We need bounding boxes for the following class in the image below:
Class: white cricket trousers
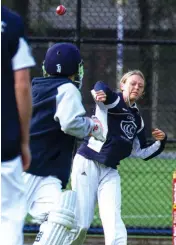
[1,156,26,245]
[71,154,127,245]
[22,173,62,223]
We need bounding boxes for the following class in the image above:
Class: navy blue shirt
[78,81,167,168]
[1,6,35,161]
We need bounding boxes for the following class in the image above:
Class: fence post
[76,0,81,49]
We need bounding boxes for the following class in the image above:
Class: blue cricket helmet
[44,43,82,76]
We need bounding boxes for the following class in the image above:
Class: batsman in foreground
[22,43,105,245]
[1,6,35,245]
[70,70,167,245]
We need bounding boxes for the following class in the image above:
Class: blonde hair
[119,70,145,91]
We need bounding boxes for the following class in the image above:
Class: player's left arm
[131,123,167,160]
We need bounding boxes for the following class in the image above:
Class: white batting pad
[33,191,77,245]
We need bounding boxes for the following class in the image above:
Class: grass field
[91,157,175,228]
[25,157,175,229]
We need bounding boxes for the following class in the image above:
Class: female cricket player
[70,70,167,245]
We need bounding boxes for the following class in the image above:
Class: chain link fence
[5,0,176,235]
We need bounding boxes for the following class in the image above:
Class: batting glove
[90,116,105,142]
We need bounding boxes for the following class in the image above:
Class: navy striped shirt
[78,81,167,168]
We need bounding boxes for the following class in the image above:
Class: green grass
[92,158,176,228]
[25,157,176,229]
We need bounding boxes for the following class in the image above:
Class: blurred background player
[22,43,105,245]
[1,6,35,245]
[70,70,167,245]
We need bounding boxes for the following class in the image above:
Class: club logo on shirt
[120,120,137,139]
[127,115,135,121]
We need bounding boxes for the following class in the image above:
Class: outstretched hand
[152,128,166,141]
